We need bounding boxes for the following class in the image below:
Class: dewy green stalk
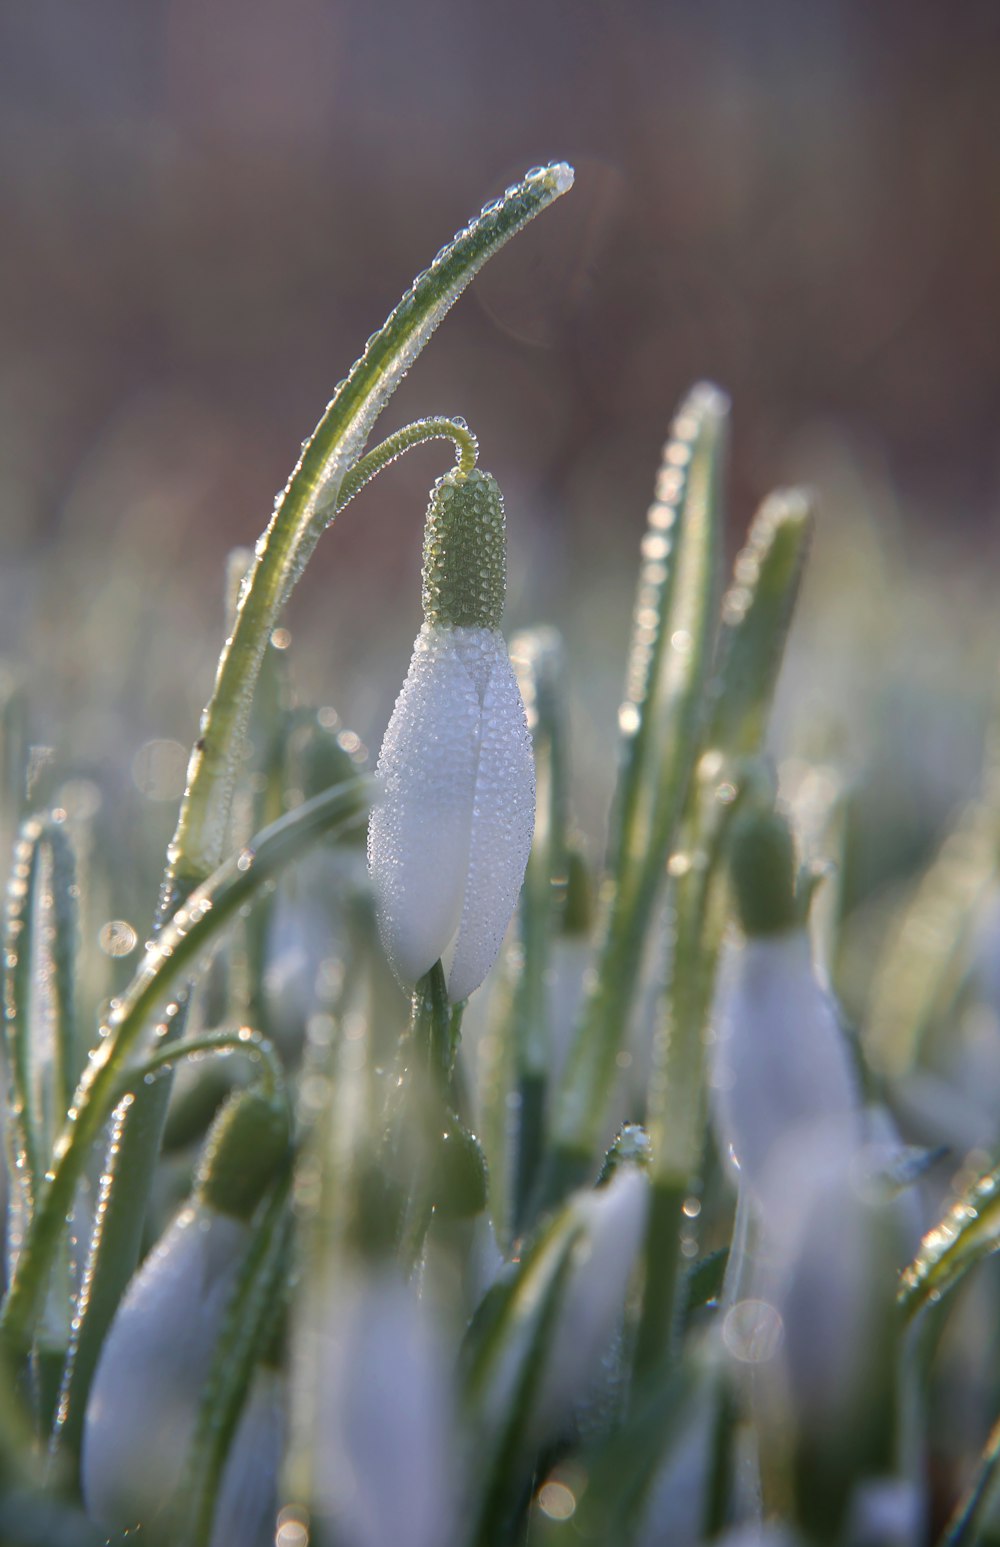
[544,385,727,1198]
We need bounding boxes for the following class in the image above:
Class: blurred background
[3,0,1000,926]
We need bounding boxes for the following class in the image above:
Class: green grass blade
[866,802,997,1079]
[509,628,572,1229]
[899,1160,1000,1321]
[547,385,728,1186]
[2,818,82,1206]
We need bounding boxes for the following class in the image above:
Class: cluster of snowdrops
[1,163,1000,1547]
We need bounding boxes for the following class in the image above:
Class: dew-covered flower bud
[368,468,535,1002]
[82,1090,290,1533]
[711,807,860,1214]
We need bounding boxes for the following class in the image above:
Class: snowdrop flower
[312,1269,458,1547]
[211,1364,285,1547]
[536,1165,649,1438]
[723,1124,910,1544]
[82,1090,289,1534]
[845,1477,924,1547]
[368,468,535,1002]
[711,807,861,1218]
[82,1201,252,1530]
[481,1166,650,1448]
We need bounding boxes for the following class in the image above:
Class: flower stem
[110,1028,285,1106]
[333,416,479,513]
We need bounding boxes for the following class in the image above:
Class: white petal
[711,930,859,1212]
[526,1168,648,1443]
[368,624,482,986]
[846,1477,923,1547]
[314,1272,457,1547]
[211,1367,284,1547]
[82,1204,249,1531]
[444,634,535,1002]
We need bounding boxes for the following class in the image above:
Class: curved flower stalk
[81,1090,289,1533]
[369,467,535,1002]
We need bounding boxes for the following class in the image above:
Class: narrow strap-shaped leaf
[508,628,571,1230]
[939,1408,1000,1547]
[866,801,997,1079]
[611,384,729,887]
[899,1161,1000,1321]
[2,817,81,1205]
[547,385,728,1187]
[463,1214,582,1547]
[704,487,813,758]
[0,779,368,1357]
[649,486,814,1184]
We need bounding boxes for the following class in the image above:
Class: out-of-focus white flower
[712,928,860,1214]
[211,1366,285,1547]
[634,1380,715,1547]
[480,1167,650,1449]
[368,468,535,1003]
[82,1090,289,1535]
[313,1270,458,1547]
[712,807,860,1219]
[721,1124,909,1541]
[755,1124,888,1431]
[845,1476,924,1547]
[82,1201,251,1532]
[536,1166,649,1438]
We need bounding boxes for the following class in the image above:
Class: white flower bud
[537,1167,649,1437]
[312,1271,458,1547]
[711,928,860,1216]
[368,469,535,1002]
[481,1168,650,1448]
[82,1202,251,1532]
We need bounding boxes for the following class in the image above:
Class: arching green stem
[333,416,478,514]
[110,1029,285,1108]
